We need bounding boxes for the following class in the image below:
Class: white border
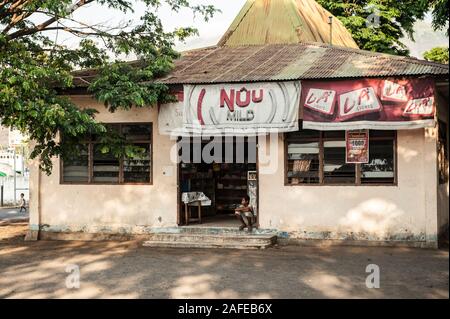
[303,120,435,131]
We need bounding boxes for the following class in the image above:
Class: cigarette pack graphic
[381,80,408,102]
[403,97,435,116]
[338,87,382,120]
[302,78,436,130]
[304,88,336,115]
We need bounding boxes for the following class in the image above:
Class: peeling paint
[281,229,428,242]
[35,223,433,246]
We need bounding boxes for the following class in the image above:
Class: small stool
[184,200,202,225]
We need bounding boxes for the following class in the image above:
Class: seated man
[235,195,254,232]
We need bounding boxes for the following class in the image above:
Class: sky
[54,0,245,53]
[53,0,448,60]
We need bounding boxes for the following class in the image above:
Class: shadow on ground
[0,222,27,242]
[0,224,448,299]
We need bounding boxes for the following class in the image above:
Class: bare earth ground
[0,222,28,242]
[0,223,448,299]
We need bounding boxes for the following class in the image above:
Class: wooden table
[184,200,202,225]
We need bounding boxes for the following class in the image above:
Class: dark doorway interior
[178,137,257,226]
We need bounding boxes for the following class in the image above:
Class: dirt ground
[0,223,448,299]
[0,222,28,242]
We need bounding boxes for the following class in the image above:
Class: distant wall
[0,175,29,205]
[0,126,9,147]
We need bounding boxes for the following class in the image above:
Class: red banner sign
[302,78,436,130]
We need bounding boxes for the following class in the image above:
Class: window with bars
[285,128,396,186]
[62,123,152,184]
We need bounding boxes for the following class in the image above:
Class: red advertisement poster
[346,130,369,164]
[301,78,436,130]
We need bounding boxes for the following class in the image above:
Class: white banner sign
[182,81,301,135]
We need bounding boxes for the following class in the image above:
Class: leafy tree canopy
[317,0,431,56]
[431,0,449,36]
[423,46,449,64]
[0,0,216,173]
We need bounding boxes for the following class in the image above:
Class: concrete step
[150,233,275,245]
[173,226,276,236]
[143,233,277,249]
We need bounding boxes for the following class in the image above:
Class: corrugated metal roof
[218,0,359,49]
[158,43,449,85]
[71,43,449,88]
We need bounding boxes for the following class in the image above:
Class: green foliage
[89,48,179,111]
[423,47,449,64]
[0,0,217,173]
[430,0,449,36]
[317,0,430,56]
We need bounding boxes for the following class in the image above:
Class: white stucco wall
[30,97,178,234]
[28,97,440,246]
[258,129,439,246]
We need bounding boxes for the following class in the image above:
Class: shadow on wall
[339,198,405,239]
[397,145,419,164]
[42,177,176,229]
[268,194,411,241]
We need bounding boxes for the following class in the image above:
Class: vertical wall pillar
[24,148,40,241]
[424,127,439,248]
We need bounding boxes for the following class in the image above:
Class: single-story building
[26,0,449,248]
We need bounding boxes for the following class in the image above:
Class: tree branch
[0,0,32,25]
[5,0,95,40]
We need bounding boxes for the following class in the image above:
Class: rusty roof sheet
[158,43,449,85]
[71,43,449,87]
[218,0,359,49]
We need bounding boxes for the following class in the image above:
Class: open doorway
[177,137,258,227]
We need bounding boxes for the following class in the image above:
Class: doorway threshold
[183,214,241,228]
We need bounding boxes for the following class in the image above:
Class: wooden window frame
[60,122,153,185]
[284,130,398,187]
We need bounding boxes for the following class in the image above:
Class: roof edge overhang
[68,43,449,89]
